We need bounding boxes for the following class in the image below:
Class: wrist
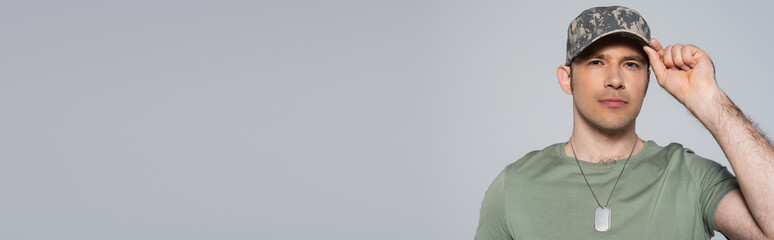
[683,83,723,111]
[685,86,731,131]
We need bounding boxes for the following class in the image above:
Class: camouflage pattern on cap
[566,6,651,65]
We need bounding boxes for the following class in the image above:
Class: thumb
[643,45,666,81]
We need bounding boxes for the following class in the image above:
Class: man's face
[569,36,650,133]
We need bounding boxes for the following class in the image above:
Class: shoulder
[653,142,734,185]
[501,143,564,176]
[657,142,724,168]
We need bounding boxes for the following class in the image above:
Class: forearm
[688,88,774,237]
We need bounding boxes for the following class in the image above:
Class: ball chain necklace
[569,134,638,232]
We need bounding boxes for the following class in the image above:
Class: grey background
[1,1,771,240]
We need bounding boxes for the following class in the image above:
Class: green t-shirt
[475,140,739,240]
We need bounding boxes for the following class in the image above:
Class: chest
[503,162,708,239]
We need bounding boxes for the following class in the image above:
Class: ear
[557,65,572,95]
[644,69,651,95]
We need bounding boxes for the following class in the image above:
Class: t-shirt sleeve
[474,169,512,240]
[686,152,740,233]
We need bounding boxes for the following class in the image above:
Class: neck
[565,120,643,163]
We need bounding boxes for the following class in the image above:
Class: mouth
[599,98,628,107]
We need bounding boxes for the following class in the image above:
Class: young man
[475,6,774,240]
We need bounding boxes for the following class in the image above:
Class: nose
[605,67,625,89]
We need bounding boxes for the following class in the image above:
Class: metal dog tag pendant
[595,207,611,232]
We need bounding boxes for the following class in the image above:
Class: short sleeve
[474,169,512,240]
[686,152,740,233]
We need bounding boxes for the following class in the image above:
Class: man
[474,6,774,240]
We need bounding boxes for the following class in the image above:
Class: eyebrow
[589,54,608,60]
[622,56,646,63]
[588,54,646,63]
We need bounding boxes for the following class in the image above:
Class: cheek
[625,72,649,93]
[637,76,650,93]
[571,74,597,91]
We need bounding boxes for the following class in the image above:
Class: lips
[599,98,627,107]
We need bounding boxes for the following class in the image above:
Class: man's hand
[643,38,721,109]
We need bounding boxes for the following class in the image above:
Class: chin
[595,121,631,132]
[574,102,641,135]
[581,114,637,135]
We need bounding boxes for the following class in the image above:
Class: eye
[624,62,639,68]
[589,60,602,65]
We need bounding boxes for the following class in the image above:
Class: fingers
[663,45,676,70]
[671,45,689,71]
[645,38,666,81]
[643,45,666,80]
[650,38,663,52]
[658,43,696,71]
[681,45,697,68]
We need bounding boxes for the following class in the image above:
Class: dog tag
[595,207,611,232]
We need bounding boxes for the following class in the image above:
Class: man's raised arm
[644,38,774,239]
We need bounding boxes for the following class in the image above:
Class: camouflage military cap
[566,6,651,65]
